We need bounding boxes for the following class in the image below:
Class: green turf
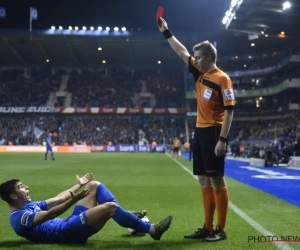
[0,153,299,250]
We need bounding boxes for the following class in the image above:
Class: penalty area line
[165,153,294,250]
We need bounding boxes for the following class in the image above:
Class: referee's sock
[202,186,216,232]
[214,187,229,232]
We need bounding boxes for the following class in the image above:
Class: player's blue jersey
[46,136,52,147]
[10,201,65,243]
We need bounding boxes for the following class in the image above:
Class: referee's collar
[206,67,219,75]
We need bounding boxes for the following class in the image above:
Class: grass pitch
[0,153,299,250]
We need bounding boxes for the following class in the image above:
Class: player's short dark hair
[0,179,20,203]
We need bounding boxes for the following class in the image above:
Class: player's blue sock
[96,184,119,205]
[51,152,55,159]
[45,151,48,159]
[112,206,151,233]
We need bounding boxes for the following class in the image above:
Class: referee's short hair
[193,41,217,63]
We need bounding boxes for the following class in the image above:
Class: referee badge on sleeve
[203,89,212,101]
[224,88,235,100]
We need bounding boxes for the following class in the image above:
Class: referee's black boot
[203,225,227,242]
[184,224,211,239]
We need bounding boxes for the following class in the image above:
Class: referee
[158,17,235,242]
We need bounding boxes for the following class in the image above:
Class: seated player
[45,133,55,161]
[0,173,172,244]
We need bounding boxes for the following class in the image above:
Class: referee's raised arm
[157,17,190,66]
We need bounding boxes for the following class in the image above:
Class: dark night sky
[0,0,229,32]
[1,1,298,56]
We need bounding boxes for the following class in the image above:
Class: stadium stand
[0,68,63,107]
[0,28,299,163]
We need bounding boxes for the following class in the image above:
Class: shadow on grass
[0,240,45,249]
[0,239,211,250]
[87,239,218,250]
[0,240,90,249]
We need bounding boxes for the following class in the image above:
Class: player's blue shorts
[46,146,52,151]
[60,205,97,243]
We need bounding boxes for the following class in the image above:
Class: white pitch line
[166,153,294,250]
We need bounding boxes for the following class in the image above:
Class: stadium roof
[0,0,299,70]
[225,0,300,37]
[0,28,298,70]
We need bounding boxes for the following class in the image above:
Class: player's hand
[76,173,94,187]
[69,190,90,202]
[214,140,227,157]
[157,17,168,32]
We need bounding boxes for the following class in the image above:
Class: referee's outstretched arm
[157,17,190,65]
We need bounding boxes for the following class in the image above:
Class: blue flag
[0,7,6,19]
[34,127,44,139]
[30,7,38,20]
[22,121,35,137]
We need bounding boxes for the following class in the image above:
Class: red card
[156,7,164,19]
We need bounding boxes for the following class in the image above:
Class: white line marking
[166,153,294,250]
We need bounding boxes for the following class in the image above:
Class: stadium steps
[141,80,147,92]
[47,92,55,107]
[59,74,70,92]
[64,93,72,107]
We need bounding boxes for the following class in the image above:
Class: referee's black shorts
[173,147,179,153]
[193,126,225,177]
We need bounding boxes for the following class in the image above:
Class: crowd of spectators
[0,68,185,108]
[1,114,299,164]
[0,69,63,107]
[66,69,138,108]
[1,49,299,164]
[229,114,300,163]
[139,117,185,145]
[1,49,298,109]
[187,86,300,116]
[0,115,186,146]
[217,48,299,72]
[187,49,300,92]
[57,116,139,145]
[232,64,300,90]
[66,69,184,108]
[0,116,58,145]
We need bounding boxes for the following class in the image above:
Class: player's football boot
[184,224,211,239]
[150,215,173,240]
[130,210,147,218]
[203,225,227,242]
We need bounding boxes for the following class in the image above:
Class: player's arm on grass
[157,17,190,65]
[33,190,90,226]
[45,173,93,209]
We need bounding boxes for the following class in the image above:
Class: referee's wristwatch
[219,136,228,144]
